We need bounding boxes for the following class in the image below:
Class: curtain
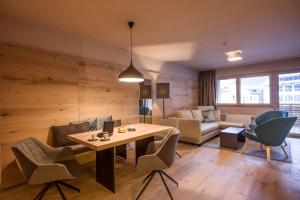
[198,70,216,106]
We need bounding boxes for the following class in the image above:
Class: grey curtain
[198,70,216,106]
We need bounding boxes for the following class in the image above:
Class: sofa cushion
[197,106,214,111]
[191,110,204,122]
[201,123,219,135]
[52,122,89,147]
[85,117,98,131]
[176,110,193,119]
[202,109,216,122]
[213,108,221,121]
[218,121,244,129]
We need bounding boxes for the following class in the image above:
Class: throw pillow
[213,108,221,121]
[97,115,113,130]
[52,122,89,147]
[202,109,216,122]
[176,110,193,119]
[85,117,98,131]
[191,110,204,122]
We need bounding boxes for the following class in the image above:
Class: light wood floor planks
[1,138,300,200]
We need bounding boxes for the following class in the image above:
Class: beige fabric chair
[11,137,80,200]
[136,130,179,200]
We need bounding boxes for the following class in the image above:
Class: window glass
[217,79,237,104]
[240,76,270,104]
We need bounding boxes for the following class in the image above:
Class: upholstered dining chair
[136,129,179,200]
[241,117,297,162]
[11,137,81,200]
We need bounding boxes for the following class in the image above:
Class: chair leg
[280,145,289,159]
[57,181,80,193]
[34,183,52,200]
[142,171,155,183]
[240,138,249,154]
[266,146,271,162]
[136,171,156,200]
[176,152,182,158]
[160,171,178,186]
[55,182,67,200]
[158,171,173,200]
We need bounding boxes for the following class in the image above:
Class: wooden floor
[1,139,300,200]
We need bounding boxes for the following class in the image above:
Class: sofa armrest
[168,118,201,144]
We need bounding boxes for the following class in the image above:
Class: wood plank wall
[0,45,198,188]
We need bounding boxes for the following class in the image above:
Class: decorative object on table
[11,137,80,200]
[241,117,297,162]
[113,119,122,127]
[118,127,127,133]
[100,132,110,141]
[118,21,144,83]
[156,82,170,119]
[140,82,152,123]
[103,121,114,133]
[97,131,113,138]
[88,134,98,141]
[127,127,136,132]
[136,130,179,200]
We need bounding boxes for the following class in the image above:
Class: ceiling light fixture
[118,21,144,83]
[225,50,243,62]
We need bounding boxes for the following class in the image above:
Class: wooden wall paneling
[0,45,198,188]
[0,45,80,188]
[78,61,139,125]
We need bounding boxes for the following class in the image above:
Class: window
[217,79,237,104]
[240,76,270,104]
[285,84,292,92]
[294,83,300,91]
[295,95,300,102]
[285,95,292,102]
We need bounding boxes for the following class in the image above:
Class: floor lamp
[156,83,170,119]
[140,84,152,123]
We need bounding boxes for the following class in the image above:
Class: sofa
[165,106,252,145]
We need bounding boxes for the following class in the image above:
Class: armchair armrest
[54,146,76,162]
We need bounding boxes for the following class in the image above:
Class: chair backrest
[155,129,179,168]
[255,117,297,146]
[255,110,288,125]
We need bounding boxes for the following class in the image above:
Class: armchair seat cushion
[218,121,245,129]
[69,144,91,154]
[201,123,219,135]
[242,131,259,142]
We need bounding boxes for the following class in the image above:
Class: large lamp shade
[156,83,170,99]
[140,84,152,99]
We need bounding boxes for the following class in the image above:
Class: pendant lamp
[118,21,144,82]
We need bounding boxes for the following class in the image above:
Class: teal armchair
[241,117,297,161]
[249,110,288,130]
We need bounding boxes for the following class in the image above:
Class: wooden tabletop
[67,123,175,151]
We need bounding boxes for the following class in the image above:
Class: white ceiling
[0,0,300,69]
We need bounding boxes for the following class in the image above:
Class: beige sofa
[164,106,252,145]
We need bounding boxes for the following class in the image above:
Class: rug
[203,136,292,163]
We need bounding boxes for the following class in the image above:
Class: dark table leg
[135,136,154,164]
[116,144,127,159]
[96,147,115,193]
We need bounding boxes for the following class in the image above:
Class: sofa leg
[266,146,271,162]
[240,138,249,154]
[280,145,289,159]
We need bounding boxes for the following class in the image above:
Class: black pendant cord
[130,24,133,65]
